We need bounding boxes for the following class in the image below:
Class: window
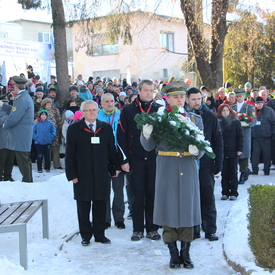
[38,32,50,43]
[0,32,8,39]
[91,34,119,56]
[163,69,168,78]
[160,31,174,52]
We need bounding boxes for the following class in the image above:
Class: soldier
[140,81,203,269]
[231,88,256,184]
[2,76,34,182]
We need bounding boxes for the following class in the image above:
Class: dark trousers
[252,138,271,173]
[221,157,238,197]
[129,157,158,233]
[198,167,217,235]
[125,172,133,212]
[106,171,125,223]
[239,158,249,173]
[14,151,33,182]
[0,148,14,180]
[35,144,51,171]
[76,200,106,241]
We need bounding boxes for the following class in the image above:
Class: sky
[0,0,274,24]
[1,162,274,274]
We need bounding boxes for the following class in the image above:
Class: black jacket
[252,105,275,138]
[65,119,120,201]
[219,117,244,158]
[117,96,160,164]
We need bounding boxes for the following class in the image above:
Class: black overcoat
[65,118,119,201]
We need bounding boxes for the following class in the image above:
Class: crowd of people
[1,71,275,269]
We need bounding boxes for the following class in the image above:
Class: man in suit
[65,100,120,246]
[231,88,255,184]
[3,76,34,182]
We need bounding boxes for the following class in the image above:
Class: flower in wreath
[235,112,254,124]
[134,105,216,158]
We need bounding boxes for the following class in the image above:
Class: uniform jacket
[65,119,120,201]
[140,112,203,228]
[3,90,34,152]
[186,104,223,168]
[0,104,12,149]
[231,102,255,158]
[117,96,161,164]
[218,117,244,158]
[33,119,56,145]
[252,105,275,139]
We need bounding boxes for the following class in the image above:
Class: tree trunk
[50,0,68,104]
[180,0,229,93]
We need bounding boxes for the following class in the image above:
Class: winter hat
[74,110,82,120]
[132,82,137,87]
[41,98,52,108]
[65,110,74,119]
[79,85,87,93]
[245,82,252,88]
[77,80,84,86]
[255,96,264,103]
[119,92,126,97]
[69,86,78,92]
[35,87,44,93]
[224,82,232,89]
[39,110,48,117]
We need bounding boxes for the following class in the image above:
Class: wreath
[134,105,215,158]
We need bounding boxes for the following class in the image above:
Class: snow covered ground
[0,161,274,274]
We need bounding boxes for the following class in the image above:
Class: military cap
[162,80,187,96]
[233,88,245,96]
[255,96,264,103]
[12,75,28,84]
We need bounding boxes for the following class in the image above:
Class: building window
[163,69,168,78]
[38,32,50,43]
[160,31,174,52]
[0,32,8,39]
[91,34,119,56]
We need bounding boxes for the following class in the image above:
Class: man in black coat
[65,100,120,246]
[117,79,161,241]
[251,97,275,175]
[185,87,223,241]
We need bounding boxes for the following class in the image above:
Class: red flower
[166,106,174,112]
[249,118,254,122]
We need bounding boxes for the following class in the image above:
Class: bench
[0,199,49,270]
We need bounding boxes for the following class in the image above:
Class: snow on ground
[0,162,274,274]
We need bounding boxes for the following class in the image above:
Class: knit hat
[65,110,74,119]
[132,82,137,87]
[245,82,252,88]
[36,87,44,93]
[69,86,78,92]
[39,110,48,117]
[74,110,82,120]
[119,92,126,97]
[255,96,264,103]
[224,82,232,89]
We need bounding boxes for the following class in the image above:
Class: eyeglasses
[82,109,98,113]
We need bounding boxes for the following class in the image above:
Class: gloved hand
[188,145,199,156]
[142,124,153,140]
[213,162,223,175]
[0,101,3,108]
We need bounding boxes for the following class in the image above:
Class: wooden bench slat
[0,201,42,226]
[0,203,23,224]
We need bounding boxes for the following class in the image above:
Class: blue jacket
[33,119,56,145]
[78,90,93,101]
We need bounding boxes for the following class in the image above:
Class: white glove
[189,145,199,156]
[0,101,3,108]
[143,124,153,140]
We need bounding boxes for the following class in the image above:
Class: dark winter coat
[65,119,120,201]
[252,105,275,139]
[218,117,244,158]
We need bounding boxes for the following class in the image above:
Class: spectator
[33,88,45,115]
[33,110,56,173]
[47,88,61,110]
[61,86,84,113]
[215,87,227,109]
[78,85,93,101]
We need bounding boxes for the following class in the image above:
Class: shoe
[131,231,144,241]
[95,236,111,244]
[193,232,201,239]
[146,231,161,241]
[180,242,194,269]
[230,196,237,201]
[205,233,219,241]
[81,239,90,246]
[46,169,50,173]
[38,170,43,173]
[239,173,245,184]
[105,222,111,229]
[243,169,251,181]
[55,167,63,169]
[221,195,229,200]
[115,221,125,229]
[264,171,270,176]
[167,242,181,269]
[251,171,258,175]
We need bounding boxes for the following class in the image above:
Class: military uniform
[3,76,34,182]
[231,88,256,182]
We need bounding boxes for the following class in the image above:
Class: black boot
[243,168,251,182]
[167,242,181,268]
[180,241,194,269]
[239,173,245,184]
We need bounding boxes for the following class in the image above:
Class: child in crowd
[62,110,77,147]
[33,110,56,173]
